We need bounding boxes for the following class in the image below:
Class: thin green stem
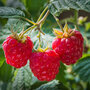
[19,7,49,39]
[19,25,36,39]
[37,10,49,25]
[24,18,37,25]
[8,16,37,25]
[37,8,49,48]
[54,15,63,32]
[38,32,41,47]
[21,17,37,25]
[37,6,48,22]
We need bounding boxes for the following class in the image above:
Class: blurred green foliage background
[0,0,90,90]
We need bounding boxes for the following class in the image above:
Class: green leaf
[35,80,69,90]
[0,61,13,82]
[12,63,32,90]
[0,7,25,18]
[48,0,90,16]
[73,54,90,82]
[56,62,67,84]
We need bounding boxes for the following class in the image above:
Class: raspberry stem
[37,10,49,25]
[38,31,41,47]
[24,18,37,25]
[21,17,37,25]
[53,15,64,32]
[19,25,36,39]
[19,7,49,39]
[36,9,49,49]
[63,21,68,33]
[37,6,48,22]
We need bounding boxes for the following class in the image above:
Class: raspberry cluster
[2,28,84,81]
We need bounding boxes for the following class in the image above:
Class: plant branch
[38,32,41,47]
[19,25,36,39]
[35,25,45,35]
[21,17,37,25]
[53,15,63,32]
[37,10,49,25]
[37,6,48,22]
[19,7,49,39]
[24,18,37,25]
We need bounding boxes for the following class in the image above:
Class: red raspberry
[29,50,60,81]
[2,36,33,68]
[52,30,84,65]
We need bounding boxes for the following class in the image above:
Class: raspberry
[29,50,60,81]
[52,30,84,65]
[2,36,33,68]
